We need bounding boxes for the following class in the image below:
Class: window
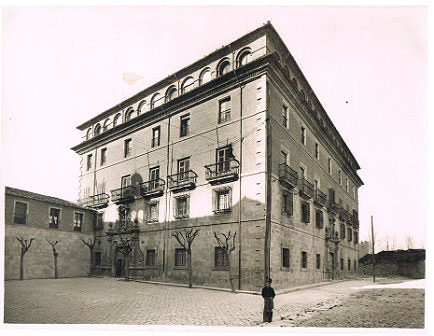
[180,115,190,137]
[181,77,195,94]
[339,170,342,185]
[280,150,288,165]
[174,195,189,219]
[315,143,319,160]
[138,100,147,114]
[214,247,229,268]
[124,138,132,158]
[113,113,121,127]
[346,178,349,192]
[121,175,131,189]
[217,59,231,77]
[146,249,156,266]
[282,248,290,268]
[86,128,92,140]
[301,126,306,145]
[348,259,351,271]
[165,86,177,102]
[177,158,190,181]
[340,223,346,239]
[100,148,107,166]
[218,97,231,123]
[175,248,186,267]
[216,145,233,173]
[73,212,83,232]
[13,201,28,224]
[315,209,323,229]
[103,119,110,132]
[299,166,306,179]
[316,254,321,269]
[125,109,135,122]
[282,192,293,216]
[282,105,289,128]
[147,202,159,222]
[149,166,160,189]
[97,182,106,194]
[94,124,101,136]
[151,93,162,109]
[237,48,252,67]
[301,251,308,269]
[96,213,104,230]
[213,187,232,213]
[301,201,310,223]
[152,126,160,147]
[328,158,332,174]
[347,227,353,242]
[94,252,102,266]
[49,207,60,229]
[199,68,212,85]
[354,231,359,244]
[87,154,92,171]
[340,258,344,270]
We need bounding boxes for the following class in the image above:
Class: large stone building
[71,22,363,291]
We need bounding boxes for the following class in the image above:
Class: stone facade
[4,187,96,280]
[72,23,363,291]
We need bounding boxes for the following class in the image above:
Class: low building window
[283,192,293,216]
[282,248,290,268]
[316,253,321,269]
[218,97,231,123]
[301,251,308,269]
[214,247,229,269]
[213,187,232,213]
[174,195,189,219]
[175,248,186,267]
[49,207,61,229]
[73,212,83,232]
[13,201,28,224]
[315,209,323,229]
[301,201,310,224]
[146,249,156,267]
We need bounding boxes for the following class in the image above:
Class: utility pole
[371,215,376,283]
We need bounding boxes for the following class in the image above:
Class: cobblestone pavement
[4,277,263,326]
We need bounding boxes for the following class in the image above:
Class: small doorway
[115,258,124,277]
[328,252,335,280]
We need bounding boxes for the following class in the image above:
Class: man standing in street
[261,278,276,323]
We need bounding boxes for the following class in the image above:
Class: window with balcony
[49,207,61,229]
[213,187,232,213]
[175,248,186,267]
[282,248,290,268]
[301,201,310,223]
[13,201,28,224]
[282,192,293,216]
[218,97,231,123]
[124,139,132,158]
[216,145,233,172]
[214,247,229,269]
[121,175,131,188]
[73,212,83,232]
[146,249,156,267]
[147,202,159,222]
[100,148,107,166]
[178,158,190,181]
[149,166,160,189]
[316,253,321,269]
[301,251,308,269]
[87,154,92,171]
[180,115,190,137]
[315,209,323,229]
[282,105,289,128]
[152,126,161,147]
[174,195,189,219]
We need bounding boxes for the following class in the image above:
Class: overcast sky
[1,6,428,250]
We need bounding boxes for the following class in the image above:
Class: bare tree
[171,228,200,288]
[16,237,35,280]
[214,231,237,293]
[47,240,59,279]
[117,237,134,282]
[405,234,414,250]
[80,237,96,277]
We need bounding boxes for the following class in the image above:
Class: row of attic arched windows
[85,48,253,141]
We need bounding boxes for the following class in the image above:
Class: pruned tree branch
[80,237,96,249]
[16,237,35,254]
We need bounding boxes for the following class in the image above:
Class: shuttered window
[14,201,28,224]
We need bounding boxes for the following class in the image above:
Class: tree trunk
[19,251,24,280]
[187,251,192,288]
[125,254,130,282]
[54,253,58,279]
[227,252,236,293]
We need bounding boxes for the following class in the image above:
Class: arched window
[125,108,135,122]
[103,118,110,132]
[138,100,147,115]
[86,128,92,141]
[199,68,212,85]
[151,93,162,109]
[237,48,252,67]
[181,77,194,94]
[217,59,231,77]
[94,123,101,136]
[113,113,121,127]
[165,86,177,103]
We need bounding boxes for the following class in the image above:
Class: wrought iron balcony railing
[140,179,165,198]
[205,159,240,185]
[315,189,327,207]
[80,193,110,209]
[327,200,339,214]
[279,163,298,189]
[339,207,350,222]
[168,170,197,192]
[299,178,314,199]
[110,186,136,204]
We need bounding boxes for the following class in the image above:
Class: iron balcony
[110,186,136,204]
[279,163,298,189]
[315,189,327,207]
[80,193,110,209]
[168,170,197,192]
[205,159,240,185]
[327,200,339,214]
[339,207,350,222]
[140,178,165,198]
[299,178,314,199]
